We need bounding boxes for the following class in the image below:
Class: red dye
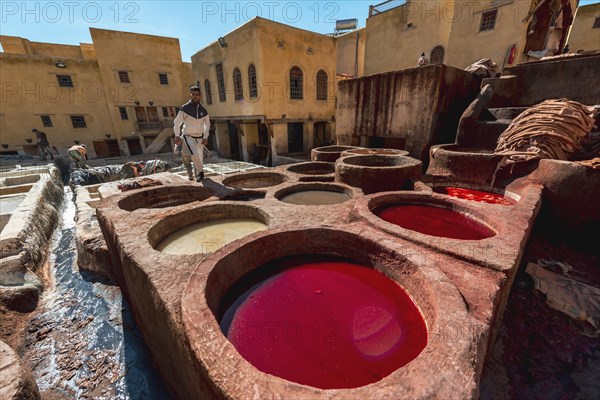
[375,204,495,240]
[436,187,516,205]
[220,257,427,389]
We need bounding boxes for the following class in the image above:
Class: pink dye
[436,187,516,205]
[375,204,495,240]
[221,258,427,389]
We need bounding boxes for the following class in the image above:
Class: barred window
[57,74,73,87]
[248,64,257,99]
[70,115,87,128]
[430,45,445,64]
[159,73,169,85]
[41,115,53,127]
[290,66,303,100]
[593,17,600,29]
[316,70,328,101]
[118,71,130,83]
[216,63,226,102]
[119,107,128,120]
[233,68,243,101]
[480,9,498,32]
[204,79,213,105]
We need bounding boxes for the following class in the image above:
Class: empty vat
[311,145,361,162]
[336,155,422,194]
[274,183,352,205]
[222,172,287,189]
[340,148,409,157]
[118,185,215,211]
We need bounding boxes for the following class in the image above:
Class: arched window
[290,66,303,100]
[316,69,328,101]
[204,79,213,105]
[233,68,243,101]
[430,45,445,65]
[248,64,257,99]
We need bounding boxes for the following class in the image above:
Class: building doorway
[287,122,304,153]
[127,138,143,155]
[313,121,330,147]
[227,121,241,160]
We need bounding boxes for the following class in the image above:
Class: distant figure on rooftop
[417,52,429,67]
[32,128,54,161]
[68,144,89,169]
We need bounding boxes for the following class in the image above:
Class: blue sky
[1,1,598,61]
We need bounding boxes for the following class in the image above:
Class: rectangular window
[57,74,73,87]
[479,9,498,32]
[216,63,226,102]
[40,115,53,127]
[118,71,130,83]
[593,17,600,29]
[70,115,87,128]
[159,73,169,85]
[162,107,169,117]
[119,107,128,120]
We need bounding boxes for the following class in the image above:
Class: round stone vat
[311,145,361,162]
[340,148,409,157]
[182,228,472,398]
[336,155,422,194]
[117,185,215,211]
[222,171,287,189]
[274,182,353,205]
[147,203,269,255]
[433,186,518,205]
[427,144,504,185]
[360,193,496,240]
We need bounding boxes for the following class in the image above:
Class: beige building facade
[363,0,578,76]
[567,3,600,52]
[191,17,339,163]
[0,28,192,159]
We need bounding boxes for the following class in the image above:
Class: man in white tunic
[174,86,211,182]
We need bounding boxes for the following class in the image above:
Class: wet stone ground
[21,188,171,399]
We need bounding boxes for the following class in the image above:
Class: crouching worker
[174,85,211,182]
[68,144,89,169]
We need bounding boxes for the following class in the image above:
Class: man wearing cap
[68,143,89,169]
[32,128,54,161]
[173,86,211,182]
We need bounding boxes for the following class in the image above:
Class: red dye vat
[375,204,495,240]
[220,256,427,389]
[435,187,516,205]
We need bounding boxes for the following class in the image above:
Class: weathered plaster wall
[335,64,480,161]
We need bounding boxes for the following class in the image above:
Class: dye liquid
[375,204,495,240]
[280,190,350,205]
[436,187,516,205]
[220,256,427,389]
[156,218,267,254]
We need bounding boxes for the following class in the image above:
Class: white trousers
[181,136,205,178]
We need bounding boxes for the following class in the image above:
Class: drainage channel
[21,186,171,399]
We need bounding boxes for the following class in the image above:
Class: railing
[369,0,407,17]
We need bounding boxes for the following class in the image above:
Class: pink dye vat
[220,256,427,389]
[375,204,495,240]
[436,187,516,205]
